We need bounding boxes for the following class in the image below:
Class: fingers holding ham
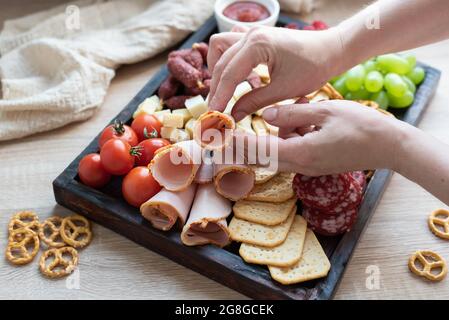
[181,183,232,247]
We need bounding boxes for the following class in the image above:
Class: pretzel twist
[60,215,92,248]
[39,216,65,248]
[6,228,40,265]
[39,247,79,278]
[428,209,449,240]
[8,211,40,236]
[408,250,448,281]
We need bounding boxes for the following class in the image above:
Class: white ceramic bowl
[214,0,280,33]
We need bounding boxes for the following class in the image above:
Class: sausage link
[164,95,192,110]
[158,75,181,100]
[168,48,203,70]
[167,56,204,89]
[192,42,209,61]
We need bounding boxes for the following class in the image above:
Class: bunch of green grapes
[330,53,426,110]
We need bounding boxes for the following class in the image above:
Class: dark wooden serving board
[53,15,441,300]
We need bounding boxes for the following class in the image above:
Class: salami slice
[351,171,367,192]
[293,173,351,211]
[326,176,363,215]
[302,205,358,236]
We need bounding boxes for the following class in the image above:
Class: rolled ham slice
[181,183,232,247]
[213,163,255,201]
[140,184,197,231]
[193,111,235,151]
[150,140,202,191]
[194,152,214,184]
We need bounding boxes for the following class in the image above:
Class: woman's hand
[258,100,406,175]
[207,26,343,121]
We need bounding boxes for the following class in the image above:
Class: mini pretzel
[428,209,449,240]
[408,250,447,281]
[8,210,40,235]
[39,247,79,278]
[39,216,65,248]
[6,228,40,265]
[60,215,92,248]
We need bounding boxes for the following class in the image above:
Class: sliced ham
[181,183,232,247]
[194,152,214,184]
[193,111,235,151]
[149,140,202,191]
[140,184,197,231]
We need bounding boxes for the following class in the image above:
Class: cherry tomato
[99,120,138,148]
[78,153,111,188]
[100,139,139,175]
[131,114,162,141]
[135,138,170,166]
[122,166,161,207]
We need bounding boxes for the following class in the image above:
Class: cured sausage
[168,48,203,70]
[167,56,203,89]
[164,95,192,110]
[158,75,180,100]
[302,205,358,236]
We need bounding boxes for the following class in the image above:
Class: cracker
[229,207,295,247]
[250,165,278,185]
[239,215,307,267]
[245,172,294,203]
[268,229,331,284]
[233,197,296,226]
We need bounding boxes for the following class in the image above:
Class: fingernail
[263,108,278,121]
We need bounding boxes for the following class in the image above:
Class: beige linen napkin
[0,0,313,141]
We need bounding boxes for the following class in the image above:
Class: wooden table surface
[1,0,449,300]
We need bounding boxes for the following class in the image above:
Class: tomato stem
[113,120,126,135]
[130,145,143,158]
[143,127,158,139]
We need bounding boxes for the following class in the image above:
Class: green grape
[363,59,377,73]
[384,73,408,97]
[401,75,416,93]
[406,66,425,85]
[402,53,416,70]
[370,90,389,110]
[332,76,348,96]
[345,65,366,91]
[344,87,370,100]
[364,71,384,93]
[376,54,410,75]
[329,72,345,84]
[387,90,414,108]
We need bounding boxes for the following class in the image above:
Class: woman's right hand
[207,26,344,121]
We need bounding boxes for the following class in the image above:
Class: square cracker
[250,165,278,185]
[268,229,331,285]
[245,172,295,203]
[229,207,295,247]
[233,197,296,226]
[239,215,307,267]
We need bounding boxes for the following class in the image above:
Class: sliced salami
[351,171,367,191]
[302,205,358,236]
[326,176,363,215]
[293,173,352,211]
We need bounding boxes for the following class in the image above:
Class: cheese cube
[184,118,197,138]
[163,113,184,128]
[253,64,270,83]
[160,126,177,140]
[252,116,268,136]
[132,95,162,118]
[185,95,208,119]
[233,81,252,100]
[172,108,192,125]
[153,109,171,123]
[223,98,236,114]
[170,129,191,143]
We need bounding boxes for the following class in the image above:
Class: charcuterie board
[53,15,441,300]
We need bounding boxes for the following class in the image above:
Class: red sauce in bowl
[223,1,270,22]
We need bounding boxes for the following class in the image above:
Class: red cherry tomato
[99,120,138,148]
[100,139,139,175]
[78,153,111,188]
[122,166,161,207]
[135,138,170,166]
[131,114,162,141]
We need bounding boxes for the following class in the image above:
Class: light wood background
[1,0,449,300]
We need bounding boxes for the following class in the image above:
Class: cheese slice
[185,95,208,119]
[163,113,184,128]
[233,81,252,100]
[252,116,268,136]
[253,64,270,83]
[223,98,236,114]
